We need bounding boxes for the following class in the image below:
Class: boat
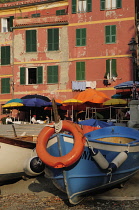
[36,119,139,205]
[0,135,45,182]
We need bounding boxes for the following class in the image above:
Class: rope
[54,120,62,133]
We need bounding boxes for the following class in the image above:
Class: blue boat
[36,120,139,205]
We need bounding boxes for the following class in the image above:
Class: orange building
[0,0,139,119]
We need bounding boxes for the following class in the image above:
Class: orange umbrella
[74,88,109,104]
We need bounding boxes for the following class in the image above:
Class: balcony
[13,14,69,28]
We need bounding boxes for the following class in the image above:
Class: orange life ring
[36,120,85,168]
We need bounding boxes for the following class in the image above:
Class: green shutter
[87,0,92,12]
[1,46,10,65]
[104,60,110,78]
[1,78,10,94]
[76,62,85,80]
[48,29,59,51]
[112,59,117,77]
[76,28,86,46]
[37,66,43,84]
[116,0,122,8]
[100,0,105,10]
[105,25,116,43]
[72,0,76,14]
[26,30,36,52]
[111,25,116,43]
[56,9,66,16]
[105,26,110,43]
[9,16,14,31]
[20,67,26,85]
[47,66,58,83]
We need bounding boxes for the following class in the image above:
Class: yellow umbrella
[62,99,83,121]
[2,102,24,108]
[103,99,127,106]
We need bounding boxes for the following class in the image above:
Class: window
[100,0,122,10]
[56,9,66,16]
[26,30,37,52]
[47,66,58,84]
[72,0,92,14]
[1,46,10,65]
[76,62,85,80]
[48,28,59,51]
[104,59,117,79]
[20,66,43,85]
[1,78,10,94]
[105,25,116,44]
[1,16,14,32]
[31,13,40,18]
[76,28,86,46]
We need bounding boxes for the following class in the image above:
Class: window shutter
[82,28,86,46]
[104,59,110,78]
[76,62,85,80]
[26,30,36,52]
[54,28,59,50]
[100,0,105,10]
[105,26,110,43]
[1,78,10,94]
[20,67,26,85]
[72,0,76,14]
[87,0,92,12]
[111,25,116,43]
[48,29,59,51]
[116,0,122,8]
[37,66,43,84]
[9,16,14,31]
[76,29,80,46]
[112,59,117,77]
[1,46,10,65]
[32,30,37,52]
[47,66,58,83]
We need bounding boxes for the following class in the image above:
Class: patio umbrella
[74,88,109,104]
[114,81,139,89]
[103,98,127,106]
[6,98,23,104]
[2,102,24,108]
[22,98,49,107]
[62,99,83,121]
[21,94,51,102]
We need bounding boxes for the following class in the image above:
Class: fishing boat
[0,135,44,182]
[36,119,139,205]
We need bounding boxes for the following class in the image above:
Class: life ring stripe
[36,120,85,168]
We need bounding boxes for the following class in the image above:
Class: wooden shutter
[116,0,122,8]
[87,0,92,12]
[76,62,85,80]
[104,59,110,78]
[76,29,80,46]
[100,0,105,10]
[37,66,43,84]
[54,28,59,50]
[20,67,26,85]
[112,59,117,77]
[26,30,36,52]
[1,46,10,65]
[1,78,10,94]
[82,28,86,46]
[47,66,58,83]
[111,25,116,43]
[105,26,110,43]
[48,29,59,51]
[72,0,76,14]
[9,16,14,31]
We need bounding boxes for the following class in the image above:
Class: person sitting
[31,115,38,124]
[6,115,13,124]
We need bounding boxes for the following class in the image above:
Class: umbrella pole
[110,106,112,119]
[72,105,73,121]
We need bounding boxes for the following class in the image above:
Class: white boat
[0,135,44,182]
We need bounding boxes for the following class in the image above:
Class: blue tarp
[78,119,114,128]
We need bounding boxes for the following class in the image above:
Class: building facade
[0,0,138,119]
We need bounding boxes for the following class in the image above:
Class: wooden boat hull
[43,126,139,204]
[0,136,44,182]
